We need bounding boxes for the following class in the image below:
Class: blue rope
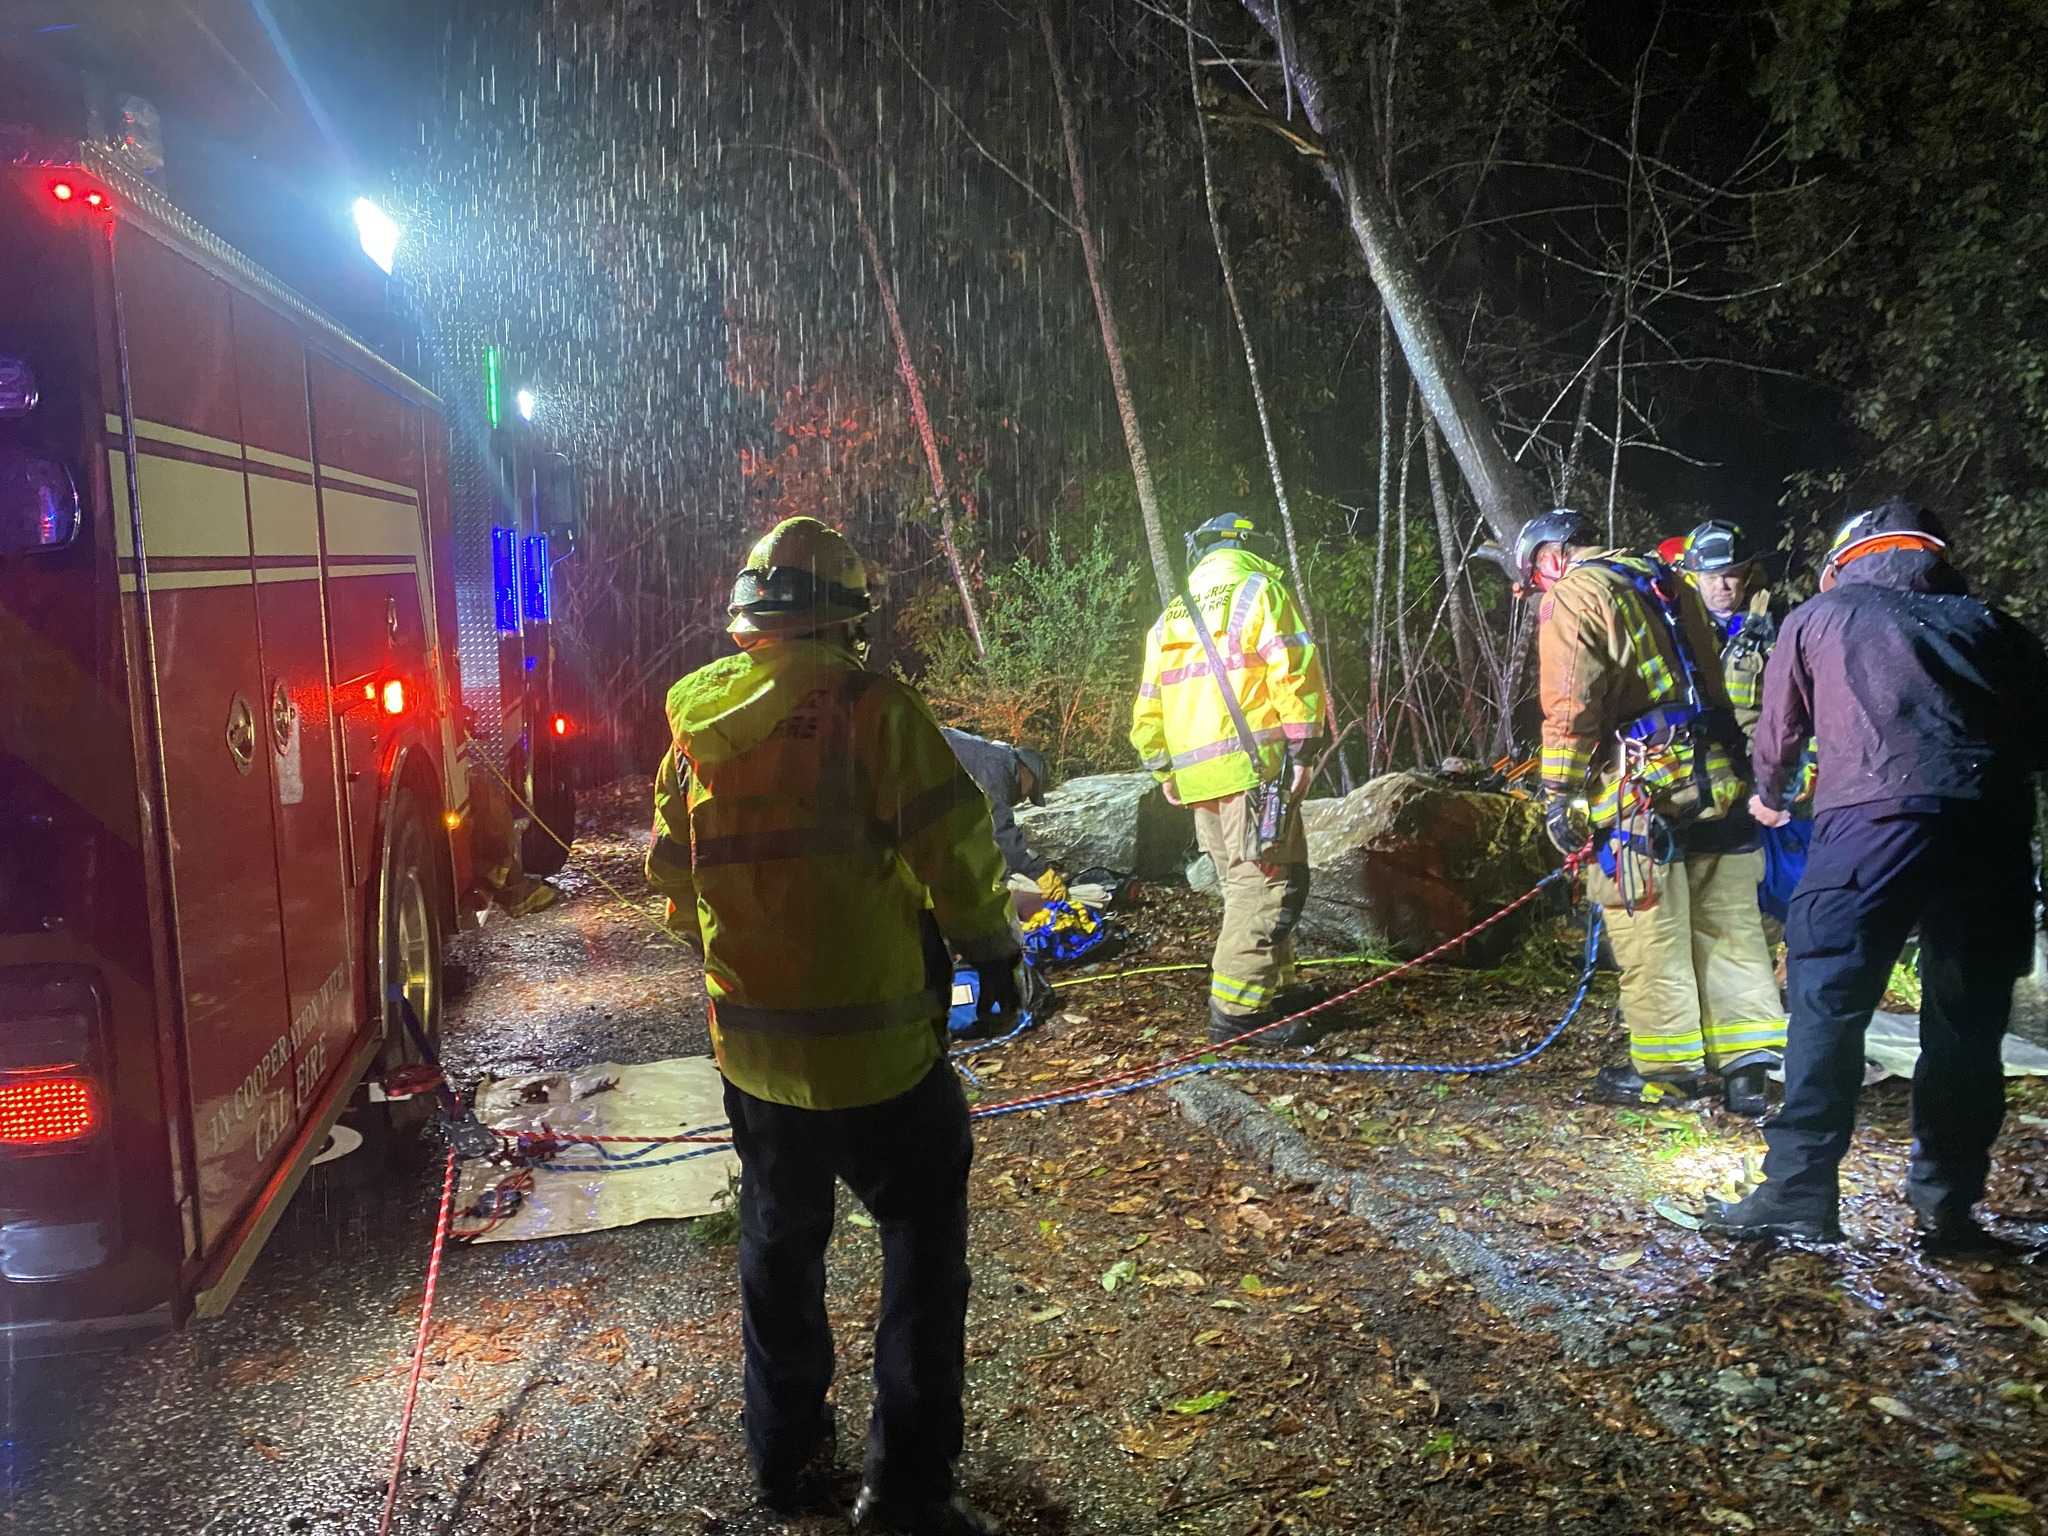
[949,1011,1037,1061]
[539,1144,731,1174]
[537,1122,730,1172]
[968,906,1603,1122]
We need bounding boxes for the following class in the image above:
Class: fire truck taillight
[50,181,74,203]
[0,1076,100,1148]
[380,677,407,716]
[0,970,106,1157]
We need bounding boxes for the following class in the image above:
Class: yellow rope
[1049,953,1388,990]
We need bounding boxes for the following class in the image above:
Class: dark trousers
[721,1059,973,1502]
[1764,797,2035,1220]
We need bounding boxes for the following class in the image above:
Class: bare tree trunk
[1040,3,1176,605]
[1422,418,1485,744]
[1239,0,1538,547]
[1393,384,1419,728]
[1605,317,1629,545]
[1185,0,1345,757]
[1564,287,1623,501]
[774,8,988,654]
[1368,312,1393,773]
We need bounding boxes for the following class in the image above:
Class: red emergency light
[0,1074,100,1147]
[380,677,407,716]
[551,713,569,738]
[49,181,110,212]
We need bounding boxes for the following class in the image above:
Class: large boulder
[1191,771,1553,965]
[1014,771,1194,880]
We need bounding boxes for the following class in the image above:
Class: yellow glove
[1034,867,1069,903]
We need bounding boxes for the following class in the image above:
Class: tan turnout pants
[1193,792,1310,1019]
[1585,848,1787,1078]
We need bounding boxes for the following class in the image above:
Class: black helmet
[1681,520,1756,575]
[1186,512,1274,565]
[1821,497,1950,589]
[1512,508,1593,586]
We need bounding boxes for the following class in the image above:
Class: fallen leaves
[1169,1389,1231,1415]
[1100,1259,1137,1293]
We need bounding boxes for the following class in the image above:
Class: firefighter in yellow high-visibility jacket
[1131,515,1326,1047]
[1519,508,1786,1118]
[646,517,1014,1536]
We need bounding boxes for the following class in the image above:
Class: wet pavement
[5,782,2047,1534]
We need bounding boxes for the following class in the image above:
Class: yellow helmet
[726,516,873,637]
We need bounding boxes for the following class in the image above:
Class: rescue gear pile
[1019,897,1119,966]
[648,636,1017,1111]
[726,516,873,638]
[1131,544,1324,807]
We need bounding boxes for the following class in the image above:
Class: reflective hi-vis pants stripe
[1585,848,1788,1078]
[1194,792,1310,1018]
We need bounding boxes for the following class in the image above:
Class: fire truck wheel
[520,759,576,878]
[372,785,444,1135]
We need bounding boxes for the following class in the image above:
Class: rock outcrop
[1013,771,1195,880]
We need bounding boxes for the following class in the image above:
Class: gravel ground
[5,781,2045,1535]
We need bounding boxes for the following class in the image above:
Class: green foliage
[690,1170,742,1247]
[1748,0,2048,622]
[916,527,1147,774]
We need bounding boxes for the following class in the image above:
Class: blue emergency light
[520,533,551,624]
[491,526,519,633]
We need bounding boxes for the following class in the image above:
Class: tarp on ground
[454,1058,738,1244]
[1863,1014,2048,1083]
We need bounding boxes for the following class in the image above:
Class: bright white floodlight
[352,197,402,275]
[514,388,537,421]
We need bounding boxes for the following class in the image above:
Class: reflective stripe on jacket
[646,638,1016,1110]
[1537,550,1747,825]
[1129,548,1324,804]
[1706,587,1775,736]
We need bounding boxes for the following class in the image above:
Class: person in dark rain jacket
[1706,498,2048,1255]
[939,728,1066,901]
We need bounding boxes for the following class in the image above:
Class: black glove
[975,958,1024,1022]
[1543,795,1589,856]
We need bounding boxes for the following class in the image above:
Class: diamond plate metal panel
[435,323,509,776]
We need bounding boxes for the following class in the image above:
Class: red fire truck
[0,18,576,1348]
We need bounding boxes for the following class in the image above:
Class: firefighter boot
[1721,1064,1771,1118]
[1591,1063,1703,1107]
[1701,1182,1842,1245]
[850,1487,1000,1536]
[1207,994,1316,1050]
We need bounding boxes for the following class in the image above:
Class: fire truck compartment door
[114,231,299,1254]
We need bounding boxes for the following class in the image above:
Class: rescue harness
[1582,557,1737,890]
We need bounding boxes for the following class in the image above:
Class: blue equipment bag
[949,960,1046,1039]
[1758,816,1813,923]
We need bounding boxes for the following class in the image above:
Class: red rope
[379,1147,460,1536]
[968,856,1582,1119]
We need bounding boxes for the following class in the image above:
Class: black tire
[369,785,445,1134]
[520,739,576,878]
